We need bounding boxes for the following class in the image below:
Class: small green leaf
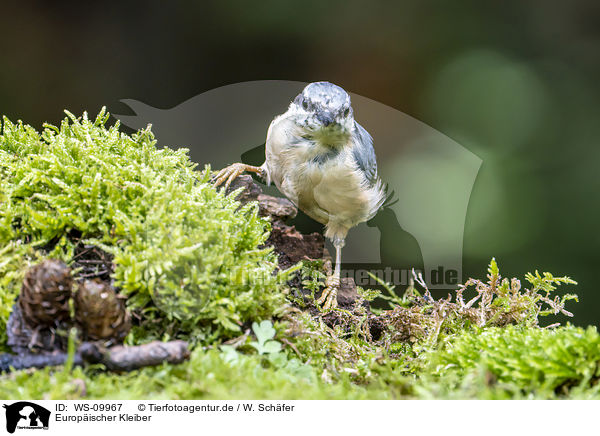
[262,340,282,354]
[252,320,276,345]
[220,345,240,365]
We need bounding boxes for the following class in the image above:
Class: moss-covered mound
[0,109,595,400]
[0,109,290,344]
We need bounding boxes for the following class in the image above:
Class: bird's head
[288,81,354,147]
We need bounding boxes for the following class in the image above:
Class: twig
[280,337,302,358]
[0,340,190,373]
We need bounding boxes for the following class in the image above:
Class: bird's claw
[213,163,248,190]
[316,275,340,311]
[213,163,263,191]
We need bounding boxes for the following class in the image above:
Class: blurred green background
[0,1,598,325]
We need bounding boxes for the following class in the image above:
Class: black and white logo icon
[3,402,50,434]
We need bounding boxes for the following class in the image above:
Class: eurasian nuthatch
[215,81,386,309]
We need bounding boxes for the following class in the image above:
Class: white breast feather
[263,116,383,241]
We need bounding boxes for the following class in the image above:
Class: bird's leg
[317,237,344,310]
[213,163,264,190]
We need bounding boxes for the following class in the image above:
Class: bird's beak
[316,110,335,127]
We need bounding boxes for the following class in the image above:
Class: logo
[3,402,50,433]
[114,80,481,291]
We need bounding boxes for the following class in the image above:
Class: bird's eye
[302,101,309,110]
[343,108,350,117]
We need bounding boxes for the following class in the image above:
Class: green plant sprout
[249,320,282,355]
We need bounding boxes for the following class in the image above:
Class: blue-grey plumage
[215,81,386,309]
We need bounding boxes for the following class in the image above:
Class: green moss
[423,325,600,398]
[10,323,600,400]
[0,109,594,400]
[0,109,291,342]
[0,347,389,400]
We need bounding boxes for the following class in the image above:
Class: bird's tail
[381,183,398,209]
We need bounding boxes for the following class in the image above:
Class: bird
[214,81,386,309]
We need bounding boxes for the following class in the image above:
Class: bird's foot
[316,274,340,311]
[213,163,263,190]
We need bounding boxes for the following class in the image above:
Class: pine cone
[19,259,73,327]
[74,279,131,342]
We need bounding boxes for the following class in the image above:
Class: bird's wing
[351,122,379,186]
